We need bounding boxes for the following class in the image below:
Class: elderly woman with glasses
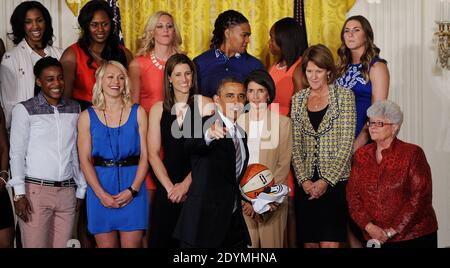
[346,100,438,248]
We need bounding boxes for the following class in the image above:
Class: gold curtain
[120,0,293,66]
[65,0,356,62]
[65,0,293,66]
[304,0,356,60]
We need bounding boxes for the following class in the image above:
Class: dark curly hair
[33,56,63,95]
[8,1,54,47]
[77,0,127,69]
[210,10,249,49]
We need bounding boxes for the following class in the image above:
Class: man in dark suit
[174,77,250,248]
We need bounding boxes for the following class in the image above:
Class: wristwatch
[13,194,25,202]
[127,186,139,198]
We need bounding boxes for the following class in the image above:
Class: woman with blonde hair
[129,11,182,111]
[129,12,182,235]
[78,61,149,248]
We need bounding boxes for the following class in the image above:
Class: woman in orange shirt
[61,0,133,110]
[268,17,307,248]
[129,11,182,113]
[128,12,183,246]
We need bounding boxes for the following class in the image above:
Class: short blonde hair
[92,61,132,110]
[135,11,182,56]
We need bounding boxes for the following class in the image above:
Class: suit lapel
[316,85,339,134]
[295,86,339,136]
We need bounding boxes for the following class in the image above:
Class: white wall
[349,0,450,247]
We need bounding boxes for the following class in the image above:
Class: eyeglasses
[366,121,396,128]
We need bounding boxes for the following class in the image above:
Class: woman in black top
[147,54,213,247]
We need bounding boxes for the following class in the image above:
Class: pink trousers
[18,183,76,248]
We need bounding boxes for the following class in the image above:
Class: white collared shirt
[247,120,264,164]
[8,93,87,199]
[0,39,63,129]
[204,110,246,176]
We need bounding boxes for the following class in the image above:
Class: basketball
[239,163,275,202]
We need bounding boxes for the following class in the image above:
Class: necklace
[89,48,105,64]
[103,106,124,191]
[175,103,188,128]
[32,47,46,57]
[150,51,165,70]
[275,62,286,70]
[311,91,329,110]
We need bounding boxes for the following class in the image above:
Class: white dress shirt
[0,39,63,129]
[247,120,264,165]
[8,93,87,199]
[204,110,246,176]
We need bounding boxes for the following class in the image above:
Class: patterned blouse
[291,84,356,186]
[346,138,438,242]
[335,58,382,137]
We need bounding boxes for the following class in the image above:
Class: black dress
[148,105,194,248]
[294,105,348,244]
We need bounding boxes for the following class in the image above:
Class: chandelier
[436,1,450,69]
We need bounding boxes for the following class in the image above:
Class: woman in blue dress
[78,60,149,248]
[335,15,390,248]
[336,15,390,153]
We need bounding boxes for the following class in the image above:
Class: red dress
[134,55,166,191]
[70,43,99,104]
[70,43,129,104]
[269,57,302,197]
[347,138,438,242]
[134,55,165,113]
[269,57,302,116]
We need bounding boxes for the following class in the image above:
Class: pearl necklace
[150,51,164,70]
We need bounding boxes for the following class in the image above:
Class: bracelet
[127,186,139,198]
[0,176,6,186]
[0,170,9,179]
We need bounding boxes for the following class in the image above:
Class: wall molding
[349,0,423,145]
